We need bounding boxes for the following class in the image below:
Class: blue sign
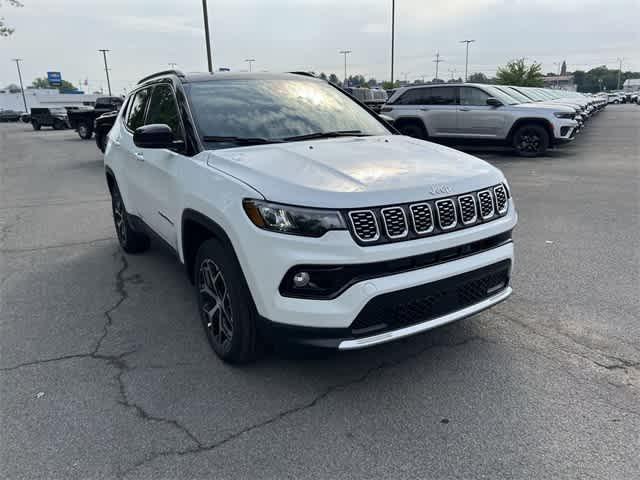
[47,71,62,87]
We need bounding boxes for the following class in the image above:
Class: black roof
[138,70,320,86]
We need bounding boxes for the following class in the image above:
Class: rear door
[457,86,506,138]
[136,84,185,248]
[419,86,459,136]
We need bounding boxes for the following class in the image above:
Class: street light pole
[11,58,28,113]
[339,50,351,86]
[202,0,213,73]
[390,0,395,85]
[168,62,177,69]
[98,49,112,96]
[617,57,623,90]
[245,59,255,72]
[459,39,475,82]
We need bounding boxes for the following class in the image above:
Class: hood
[515,102,577,112]
[201,135,504,209]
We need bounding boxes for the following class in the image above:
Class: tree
[572,66,640,93]
[32,77,77,91]
[381,80,400,89]
[467,72,490,84]
[560,60,567,76]
[318,72,327,80]
[0,0,23,37]
[496,58,544,86]
[367,78,377,87]
[328,73,340,85]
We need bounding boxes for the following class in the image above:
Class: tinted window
[126,88,150,131]
[395,87,457,105]
[186,79,389,149]
[145,85,182,139]
[460,87,490,106]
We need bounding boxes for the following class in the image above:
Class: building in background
[622,78,640,92]
[0,87,101,113]
[543,75,577,91]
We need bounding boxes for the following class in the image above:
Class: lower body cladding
[253,235,514,350]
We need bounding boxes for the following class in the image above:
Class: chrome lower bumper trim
[338,286,512,350]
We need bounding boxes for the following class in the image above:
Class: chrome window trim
[348,210,380,242]
[457,194,478,225]
[380,207,409,239]
[409,202,434,234]
[435,199,457,230]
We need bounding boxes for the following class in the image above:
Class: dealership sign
[47,71,62,87]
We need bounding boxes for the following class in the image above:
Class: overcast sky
[1,0,638,94]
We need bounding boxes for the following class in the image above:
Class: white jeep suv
[104,71,517,363]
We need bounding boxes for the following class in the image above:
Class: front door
[457,86,506,138]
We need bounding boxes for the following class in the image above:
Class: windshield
[494,86,532,104]
[186,78,390,149]
[478,85,520,105]
[50,108,67,115]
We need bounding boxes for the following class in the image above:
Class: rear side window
[394,87,457,105]
[460,87,490,106]
[145,85,183,139]
[126,88,150,131]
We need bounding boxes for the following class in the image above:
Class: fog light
[293,271,310,288]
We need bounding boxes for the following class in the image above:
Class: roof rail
[137,69,186,85]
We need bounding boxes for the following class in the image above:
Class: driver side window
[145,84,183,141]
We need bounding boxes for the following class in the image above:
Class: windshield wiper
[202,135,283,146]
[282,130,370,142]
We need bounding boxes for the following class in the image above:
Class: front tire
[195,238,260,363]
[32,121,41,131]
[53,120,65,130]
[110,184,150,254]
[513,124,549,157]
[397,121,428,140]
[77,122,93,139]
[96,132,108,152]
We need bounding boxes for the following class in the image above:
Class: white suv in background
[104,71,517,363]
[383,83,579,157]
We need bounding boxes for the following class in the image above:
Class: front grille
[477,190,495,219]
[436,199,457,230]
[458,195,477,224]
[348,210,379,242]
[344,184,509,246]
[350,260,511,333]
[409,203,434,234]
[494,185,508,214]
[381,207,408,238]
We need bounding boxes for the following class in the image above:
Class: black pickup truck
[94,110,119,152]
[67,96,124,139]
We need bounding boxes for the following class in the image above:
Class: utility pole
[433,52,444,82]
[448,69,456,81]
[390,0,395,85]
[202,0,213,73]
[401,72,409,83]
[459,39,475,82]
[98,49,112,96]
[339,50,351,86]
[245,59,255,72]
[11,59,28,113]
[617,57,623,90]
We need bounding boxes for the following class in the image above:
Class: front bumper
[236,200,516,333]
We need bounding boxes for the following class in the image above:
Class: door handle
[419,107,430,111]
[459,108,471,112]
[134,152,145,162]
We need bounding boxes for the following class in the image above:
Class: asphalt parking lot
[1,105,639,479]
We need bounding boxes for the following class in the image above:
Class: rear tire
[77,122,93,139]
[194,238,260,363]
[512,124,549,157]
[397,121,428,140]
[96,132,108,152]
[32,121,41,131]
[110,184,150,254]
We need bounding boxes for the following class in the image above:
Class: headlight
[242,199,346,237]
[553,112,575,119]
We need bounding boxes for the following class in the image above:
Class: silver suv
[382,83,579,157]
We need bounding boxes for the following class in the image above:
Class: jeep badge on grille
[429,184,453,196]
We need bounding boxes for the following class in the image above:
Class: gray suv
[382,83,579,157]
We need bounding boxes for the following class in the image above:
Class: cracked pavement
[1,107,639,479]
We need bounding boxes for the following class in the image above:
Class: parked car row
[381,84,608,157]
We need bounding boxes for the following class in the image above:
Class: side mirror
[379,114,395,126]
[486,97,502,107]
[133,124,175,149]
